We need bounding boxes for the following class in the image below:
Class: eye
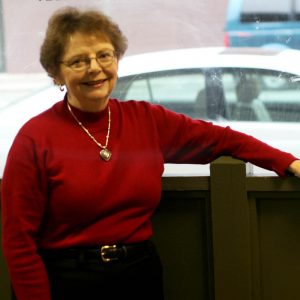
[97,51,113,61]
[68,57,88,67]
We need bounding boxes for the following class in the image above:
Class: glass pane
[1,0,300,177]
[241,0,291,22]
[259,72,300,122]
[222,69,300,122]
[115,71,206,118]
[124,77,151,101]
[241,0,291,13]
[0,0,4,72]
[149,72,205,103]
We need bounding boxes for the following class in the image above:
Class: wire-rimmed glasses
[61,49,117,72]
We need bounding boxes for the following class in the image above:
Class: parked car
[1,47,300,177]
[0,83,62,178]
[111,47,300,175]
[225,0,300,49]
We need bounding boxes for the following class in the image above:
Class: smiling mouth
[83,79,107,86]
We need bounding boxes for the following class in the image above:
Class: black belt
[39,240,152,263]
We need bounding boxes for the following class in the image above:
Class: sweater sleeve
[150,104,298,176]
[1,132,51,300]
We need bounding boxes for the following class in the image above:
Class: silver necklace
[67,102,112,161]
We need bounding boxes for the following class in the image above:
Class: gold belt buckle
[100,245,118,262]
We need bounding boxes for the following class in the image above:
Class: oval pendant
[100,148,112,161]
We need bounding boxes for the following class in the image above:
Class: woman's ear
[50,67,64,85]
[52,76,65,91]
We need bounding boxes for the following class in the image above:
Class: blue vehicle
[225,0,300,49]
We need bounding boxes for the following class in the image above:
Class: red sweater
[1,98,297,300]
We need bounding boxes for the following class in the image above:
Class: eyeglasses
[61,49,117,72]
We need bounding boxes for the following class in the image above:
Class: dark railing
[1,156,300,300]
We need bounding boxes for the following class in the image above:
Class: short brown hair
[40,6,128,77]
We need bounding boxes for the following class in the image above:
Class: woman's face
[56,32,118,112]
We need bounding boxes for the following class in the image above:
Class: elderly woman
[2,6,300,300]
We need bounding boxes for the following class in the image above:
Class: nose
[88,57,103,71]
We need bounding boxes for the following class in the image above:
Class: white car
[112,47,300,175]
[1,47,300,177]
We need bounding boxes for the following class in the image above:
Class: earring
[59,84,65,92]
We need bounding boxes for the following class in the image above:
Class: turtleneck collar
[64,95,109,124]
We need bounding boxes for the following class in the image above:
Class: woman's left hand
[288,160,300,177]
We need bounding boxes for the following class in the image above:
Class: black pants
[40,241,164,300]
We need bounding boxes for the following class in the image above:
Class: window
[112,70,206,118]
[221,69,300,122]
[240,0,300,22]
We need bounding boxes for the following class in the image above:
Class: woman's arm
[1,132,51,300]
